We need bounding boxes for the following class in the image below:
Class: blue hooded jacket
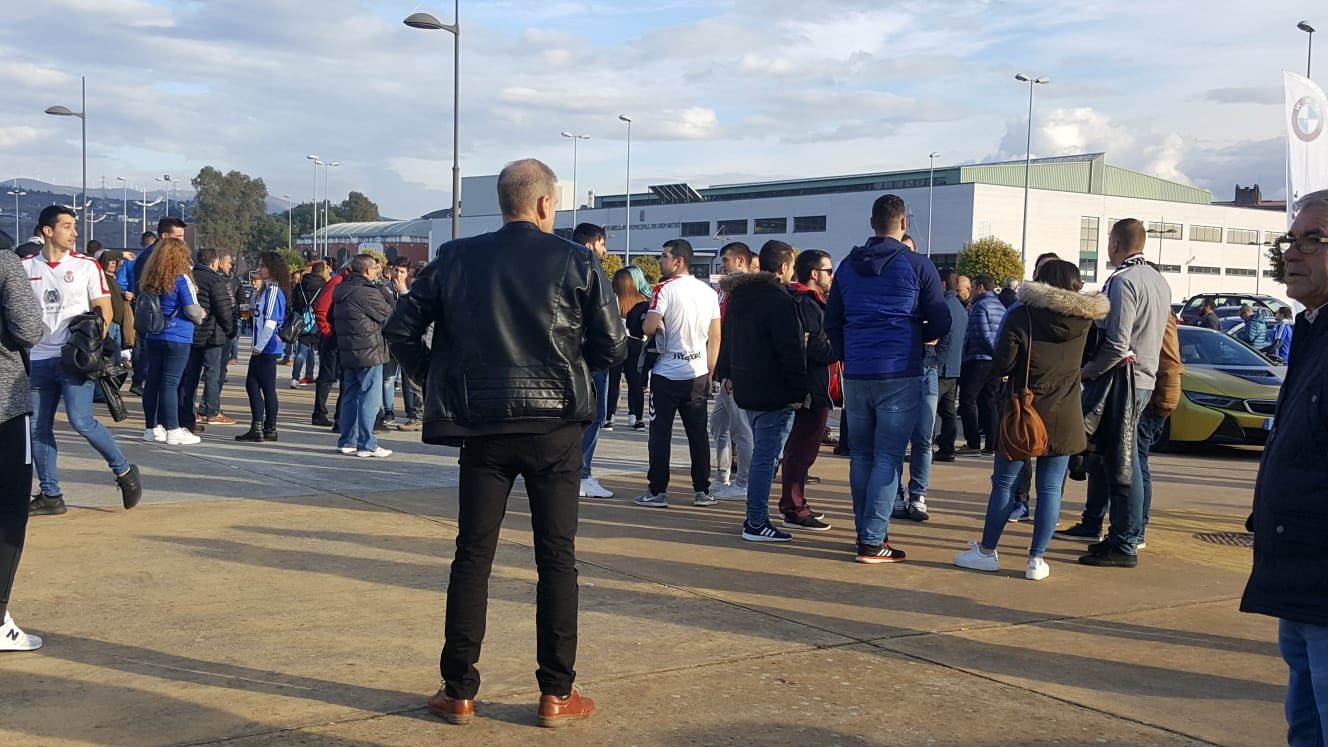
[824,236,951,380]
[963,291,1005,362]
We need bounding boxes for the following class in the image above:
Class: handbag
[998,312,1048,461]
[828,361,844,407]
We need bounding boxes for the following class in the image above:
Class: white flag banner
[1285,70,1328,222]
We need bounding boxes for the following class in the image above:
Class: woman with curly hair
[236,252,289,443]
[138,237,204,446]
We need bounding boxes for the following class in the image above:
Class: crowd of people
[2,165,1326,740]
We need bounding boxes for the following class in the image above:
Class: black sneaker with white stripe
[741,520,793,542]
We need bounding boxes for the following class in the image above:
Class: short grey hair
[350,254,377,275]
[1295,189,1328,215]
[497,158,557,217]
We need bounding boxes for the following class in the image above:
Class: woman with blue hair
[607,266,654,430]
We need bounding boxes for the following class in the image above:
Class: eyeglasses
[813,267,834,276]
[1273,234,1328,255]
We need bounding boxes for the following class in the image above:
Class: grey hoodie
[1081,258,1173,391]
[0,250,43,422]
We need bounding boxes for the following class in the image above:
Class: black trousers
[313,337,341,420]
[647,374,711,495]
[245,353,279,427]
[959,360,999,450]
[441,423,581,699]
[622,338,646,422]
[605,362,624,420]
[935,376,960,455]
[0,415,32,614]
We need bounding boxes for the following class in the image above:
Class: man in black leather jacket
[384,158,625,728]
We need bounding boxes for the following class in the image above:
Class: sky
[2,0,1320,219]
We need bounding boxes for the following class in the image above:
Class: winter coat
[331,274,392,370]
[964,291,1006,361]
[934,289,968,378]
[824,235,950,380]
[191,264,237,348]
[1236,309,1270,349]
[993,282,1109,456]
[1150,315,1183,418]
[714,272,808,411]
[789,283,837,409]
[0,250,43,423]
[1241,312,1328,625]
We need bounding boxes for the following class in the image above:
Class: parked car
[1178,293,1288,326]
[1170,302,1184,320]
[1159,326,1284,449]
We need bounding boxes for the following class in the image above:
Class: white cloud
[0,126,40,148]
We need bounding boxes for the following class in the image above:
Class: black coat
[790,285,836,409]
[332,274,392,370]
[993,282,1109,456]
[1241,313,1328,625]
[191,264,237,347]
[714,272,808,411]
[382,221,626,446]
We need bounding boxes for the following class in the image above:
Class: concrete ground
[2,365,1281,746]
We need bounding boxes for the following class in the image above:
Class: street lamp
[307,154,322,257]
[115,176,128,247]
[619,114,632,263]
[283,194,293,251]
[1299,21,1316,78]
[560,131,590,227]
[1014,72,1050,270]
[7,187,26,240]
[156,174,176,217]
[44,75,87,247]
[135,189,163,237]
[927,152,939,258]
[405,3,461,241]
[321,161,339,259]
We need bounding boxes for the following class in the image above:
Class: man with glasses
[634,239,722,509]
[1242,191,1328,745]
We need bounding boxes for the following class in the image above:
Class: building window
[1079,257,1098,283]
[680,221,710,237]
[1263,269,1279,278]
[554,228,573,240]
[1147,221,1182,240]
[1191,225,1223,242]
[1228,228,1260,245]
[716,219,747,236]
[1264,231,1282,245]
[1189,265,1222,275]
[931,253,959,270]
[1225,267,1257,277]
[1157,264,1182,274]
[793,215,827,233]
[1079,217,1100,283]
[753,217,788,234]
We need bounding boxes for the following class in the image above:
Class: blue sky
[2,0,1319,219]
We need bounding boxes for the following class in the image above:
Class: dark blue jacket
[963,291,1005,362]
[1241,313,1328,625]
[933,289,968,378]
[824,236,950,380]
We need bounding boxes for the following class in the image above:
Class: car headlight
[1184,391,1244,410]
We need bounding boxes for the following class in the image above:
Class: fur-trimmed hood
[1017,281,1110,320]
[719,271,783,294]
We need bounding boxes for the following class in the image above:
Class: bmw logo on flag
[1292,95,1324,142]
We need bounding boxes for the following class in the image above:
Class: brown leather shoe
[426,689,474,725]
[537,690,595,728]
[209,412,238,425]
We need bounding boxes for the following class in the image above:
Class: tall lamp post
[405,3,462,240]
[136,190,162,235]
[619,114,632,262]
[283,194,293,251]
[321,161,339,259]
[560,131,590,227]
[156,174,175,217]
[1299,21,1316,78]
[1014,72,1050,270]
[115,176,128,247]
[926,152,939,258]
[306,155,321,257]
[44,75,87,247]
[7,187,26,240]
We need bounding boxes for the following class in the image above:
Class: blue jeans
[845,376,921,547]
[979,453,1072,557]
[743,407,796,526]
[30,357,130,497]
[338,366,384,451]
[1281,618,1328,747]
[142,339,191,430]
[293,342,316,381]
[1082,405,1166,538]
[580,369,608,479]
[898,367,938,502]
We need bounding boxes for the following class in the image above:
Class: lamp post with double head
[156,174,175,218]
[306,155,321,257]
[927,152,939,258]
[115,176,128,247]
[1299,21,1316,78]
[1014,72,1050,270]
[560,131,590,227]
[405,3,462,240]
[321,161,339,259]
[44,76,87,247]
[619,115,632,263]
[7,186,26,241]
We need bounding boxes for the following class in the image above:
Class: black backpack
[134,291,167,335]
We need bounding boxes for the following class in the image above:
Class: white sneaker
[143,425,166,443]
[0,611,43,651]
[579,477,614,498]
[289,379,300,389]
[357,447,393,458]
[1026,557,1050,581]
[337,446,356,455]
[954,541,1000,572]
[165,428,201,446]
[710,482,747,500]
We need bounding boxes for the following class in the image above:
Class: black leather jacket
[383,221,626,446]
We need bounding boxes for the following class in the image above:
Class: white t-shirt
[25,252,109,361]
[648,273,720,381]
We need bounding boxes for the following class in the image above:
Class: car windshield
[1177,328,1270,367]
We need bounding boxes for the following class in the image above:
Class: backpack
[134,291,167,335]
[997,312,1048,461]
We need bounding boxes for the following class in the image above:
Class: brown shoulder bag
[998,312,1048,461]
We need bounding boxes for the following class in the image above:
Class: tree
[600,253,623,278]
[248,214,289,257]
[340,191,380,222]
[956,236,1024,283]
[1267,244,1286,285]
[276,248,305,273]
[631,256,661,284]
[192,166,268,256]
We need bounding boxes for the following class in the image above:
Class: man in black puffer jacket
[180,248,237,433]
[714,240,808,545]
[331,254,392,458]
[383,158,623,727]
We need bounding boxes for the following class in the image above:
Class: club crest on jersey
[64,271,74,283]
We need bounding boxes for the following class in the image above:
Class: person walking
[137,237,204,446]
[952,260,1108,580]
[235,252,288,443]
[333,254,393,458]
[384,158,624,727]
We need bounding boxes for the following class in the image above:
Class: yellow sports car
[1161,326,1284,448]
